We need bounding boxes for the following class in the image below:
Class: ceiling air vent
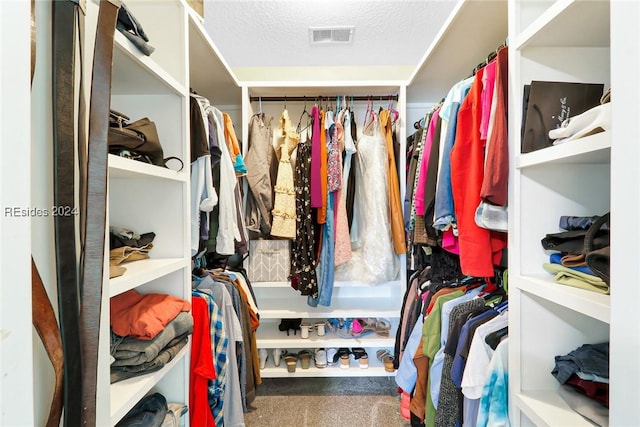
[309,26,354,44]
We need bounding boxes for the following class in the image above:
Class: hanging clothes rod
[248,95,399,102]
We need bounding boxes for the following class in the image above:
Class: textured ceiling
[202,0,458,69]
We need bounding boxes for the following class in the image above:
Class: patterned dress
[270,110,298,238]
[290,137,318,297]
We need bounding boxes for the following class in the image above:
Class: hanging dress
[270,110,298,239]
[290,134,318,297]
[333,119,352,266]
[335,112,399,283]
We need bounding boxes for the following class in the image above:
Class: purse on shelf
[108,109,183,170]
[521,81,604,153]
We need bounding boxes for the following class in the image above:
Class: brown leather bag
[108,110,165,166]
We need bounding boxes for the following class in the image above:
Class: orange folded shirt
[110,289,191,340]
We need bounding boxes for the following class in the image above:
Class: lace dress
[270,110,299,239]
[335,113,399,283]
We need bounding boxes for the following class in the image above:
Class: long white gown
[335,112,399,283]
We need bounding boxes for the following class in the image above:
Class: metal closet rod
[248,95,399,102]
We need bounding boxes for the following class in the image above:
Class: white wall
[406,102,436,139]
[1,0,35,425]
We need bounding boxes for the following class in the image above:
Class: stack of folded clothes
[541,214,610,294]
[115,392,188,427]
[552,342,609,426]
[110,289,193,383]
[109,226,156,278]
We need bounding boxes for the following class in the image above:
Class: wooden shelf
[109,258,189,297]
[110,342,189,425]
[516,131,610,169]
[514,274,610,324]
[515,0,610,50]
[108,154,188,182]
[514,391,599,427]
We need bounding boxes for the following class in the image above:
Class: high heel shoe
[258,348,268,369]
[278,318,302,336]
[273,348,284,367]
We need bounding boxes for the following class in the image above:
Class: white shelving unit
[94,0,241,425]
[507,0,640,425]
[94,0,192,424]
[241,81,407,377]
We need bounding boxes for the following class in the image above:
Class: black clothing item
[116,2,155,56]
[411,411,426,427]
[422,113,442,246]
[346,110,358,229]
[291,139,318,297]
[190,96,209,160]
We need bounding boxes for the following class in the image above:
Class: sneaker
[326,348,338,366]
[314,348,328,368]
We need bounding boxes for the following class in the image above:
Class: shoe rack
[241,82,408,378]
[256,317,398,377]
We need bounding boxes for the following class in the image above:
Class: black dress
[290,137,318,297]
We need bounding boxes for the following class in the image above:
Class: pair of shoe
[259,348,286,369]
[299,321,327,338]
[351,347,369,369]
[376,349,395,372]
[282,350,313,373]
[278,318,302,336]
[314,348,328,368]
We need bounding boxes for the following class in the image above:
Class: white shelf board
[110,342,189,425]
[187,7,241,105]
[259,357,395,378]
[257,297,401,319]
[257,328,395,349]
[109,258,189,297]
[108,154,188,182]
[112,32,186,96]
[516,131,610,169]
[515,0,610,50]
[514,274,610,324]
[514,390,598,427]
[407,0,507,102]
[251,279,402,289]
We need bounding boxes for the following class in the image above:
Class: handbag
[521,81,604,153]
[108,110,168,167]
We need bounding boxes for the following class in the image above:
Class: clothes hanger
[296,97,312,135]
[387,95,400,124]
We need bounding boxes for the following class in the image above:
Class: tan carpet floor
[243,377,411,427]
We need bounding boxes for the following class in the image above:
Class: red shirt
[450,68,507,277]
